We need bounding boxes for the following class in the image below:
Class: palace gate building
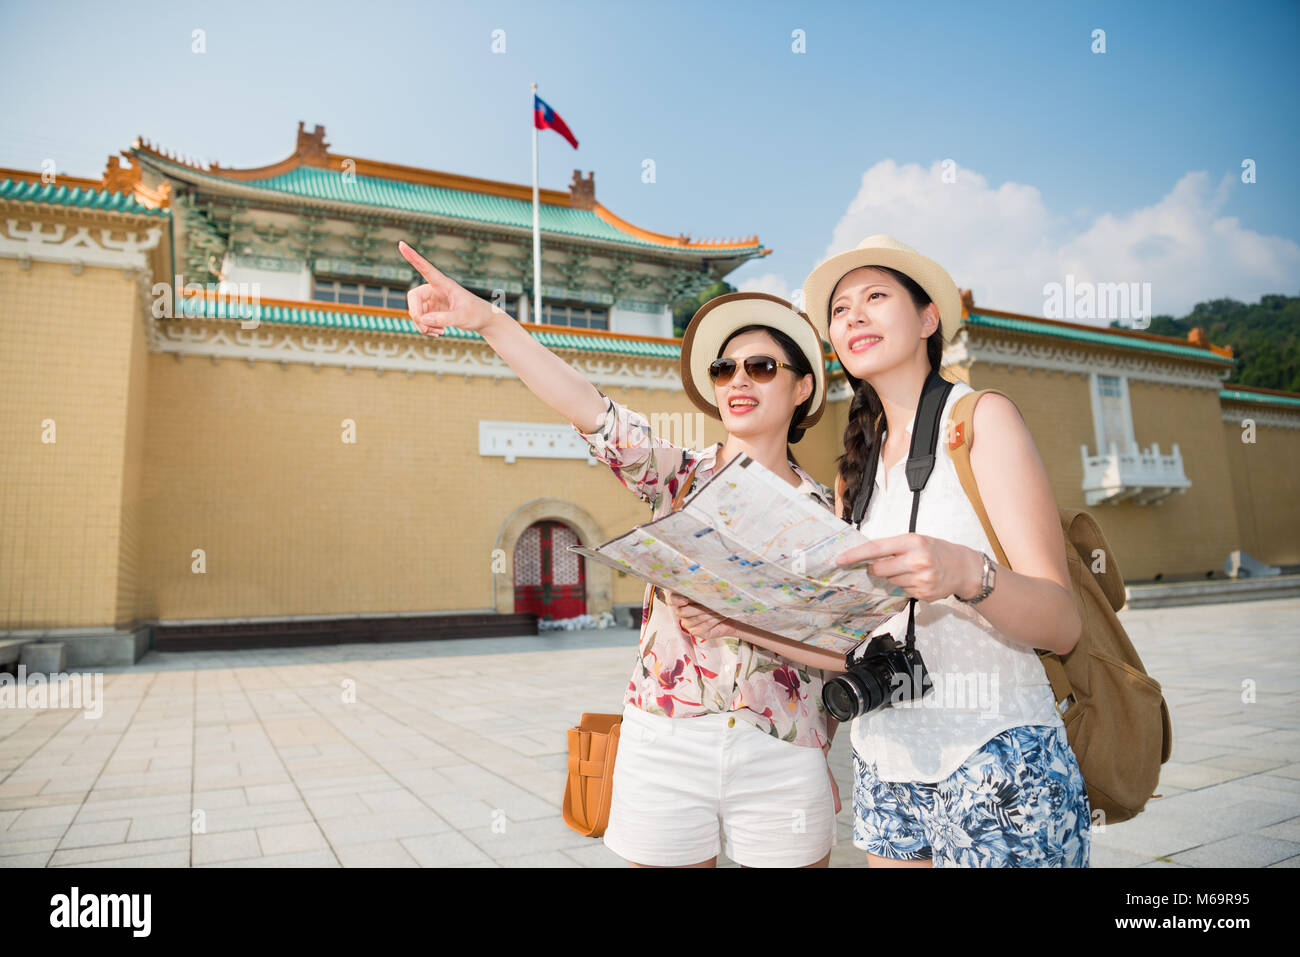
[2,123,1297,664]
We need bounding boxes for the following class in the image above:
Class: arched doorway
[513,521,587,620]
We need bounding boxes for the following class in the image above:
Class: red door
[514,521,587,620]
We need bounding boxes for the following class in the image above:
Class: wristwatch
[957,551,996,605]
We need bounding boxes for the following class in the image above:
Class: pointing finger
[398,241,445,284]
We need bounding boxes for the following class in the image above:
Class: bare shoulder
[969,392,1029,454]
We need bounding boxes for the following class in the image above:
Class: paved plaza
[1,597,1298,868]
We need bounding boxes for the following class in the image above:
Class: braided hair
[836,266,945,522]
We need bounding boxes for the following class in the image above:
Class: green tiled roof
[181,296,858,372]
[180,295,683,357]
[1219,388,1300,409]
[135,150,764,254]
[964,311,1235,365]
[0,177,169,217]
[179,296,855,372]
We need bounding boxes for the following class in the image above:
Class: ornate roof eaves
[128,159,762,268]
[130,124,765,258]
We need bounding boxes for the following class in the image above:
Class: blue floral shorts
[852,724,1091,867]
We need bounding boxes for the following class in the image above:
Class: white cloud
[809,159,1299,321]
[735,272,793,300]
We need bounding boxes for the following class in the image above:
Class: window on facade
[540,301,608,330]
[1093,374,1132,454]
[314,278,410,311]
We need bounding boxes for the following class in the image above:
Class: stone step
[1124,574,1300,609]
[19,641,66,674]
[0,638,37,666]
[0,628,149,668]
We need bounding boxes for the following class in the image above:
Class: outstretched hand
[397,241,501,336]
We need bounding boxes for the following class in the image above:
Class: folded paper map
[569,453,910,655]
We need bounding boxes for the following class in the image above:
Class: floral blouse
[571,391,835,749]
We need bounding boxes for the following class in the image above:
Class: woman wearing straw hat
[397,241,847,868]
[797,235,1091,868]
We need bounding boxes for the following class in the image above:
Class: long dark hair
[719,323,815,468]
[836,266,945,521]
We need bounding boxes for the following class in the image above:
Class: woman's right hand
[397,240,500,336]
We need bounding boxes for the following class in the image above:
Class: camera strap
[854,369,955,654]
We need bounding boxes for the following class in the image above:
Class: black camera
[822,632,933,721]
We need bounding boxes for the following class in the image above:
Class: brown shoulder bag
[561,459,701,837]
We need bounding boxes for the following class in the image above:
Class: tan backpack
[947,389,1173,825]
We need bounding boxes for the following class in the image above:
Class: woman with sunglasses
[398,243,847,868]
[789,235,1091,868]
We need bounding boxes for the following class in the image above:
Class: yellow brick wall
[116,272,152,624]
[1122,379,1240,578]
[140,347,862,619]
[1221,409,1300,567]
[965,363,1242,580]
[966,363,1095,512]
[7,258,1298,632]
[0,259,138,628]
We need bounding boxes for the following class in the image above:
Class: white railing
[1080,441,1191,506]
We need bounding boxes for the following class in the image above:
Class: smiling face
[712,328,813,438]
[828,266,939,380]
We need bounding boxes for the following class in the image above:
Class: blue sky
[2,0,1297,319]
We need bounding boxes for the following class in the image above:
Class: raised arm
[399,241,606,432]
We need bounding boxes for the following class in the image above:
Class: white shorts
[602,703,838,867]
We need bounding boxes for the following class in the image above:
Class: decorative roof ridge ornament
[1188,326,1233,359]
[95,152,171,209]
[130,136,214,174]
[296,122,331,166]
[569,170,595,210]
[103,154,141,193]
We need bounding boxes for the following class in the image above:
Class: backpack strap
[949,390,1078,713]
[947,389,1012,569]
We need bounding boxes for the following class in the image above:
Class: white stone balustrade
[1080,441,1191,506]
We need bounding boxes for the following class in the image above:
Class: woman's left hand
[835,534,982,603]
[664,591,735,640]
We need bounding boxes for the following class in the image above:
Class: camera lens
[823,676,861,722]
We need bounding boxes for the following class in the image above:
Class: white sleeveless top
[849,379,1062,783]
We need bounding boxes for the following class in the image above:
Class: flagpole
[531,81,541,325]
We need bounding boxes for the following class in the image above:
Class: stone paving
[1,598,1297,868]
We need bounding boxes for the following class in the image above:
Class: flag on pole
[533,95,579,150]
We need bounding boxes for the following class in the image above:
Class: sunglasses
[707,355,798,385]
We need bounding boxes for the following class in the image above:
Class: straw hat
[801,235,962,344]
[679,292,827,429]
